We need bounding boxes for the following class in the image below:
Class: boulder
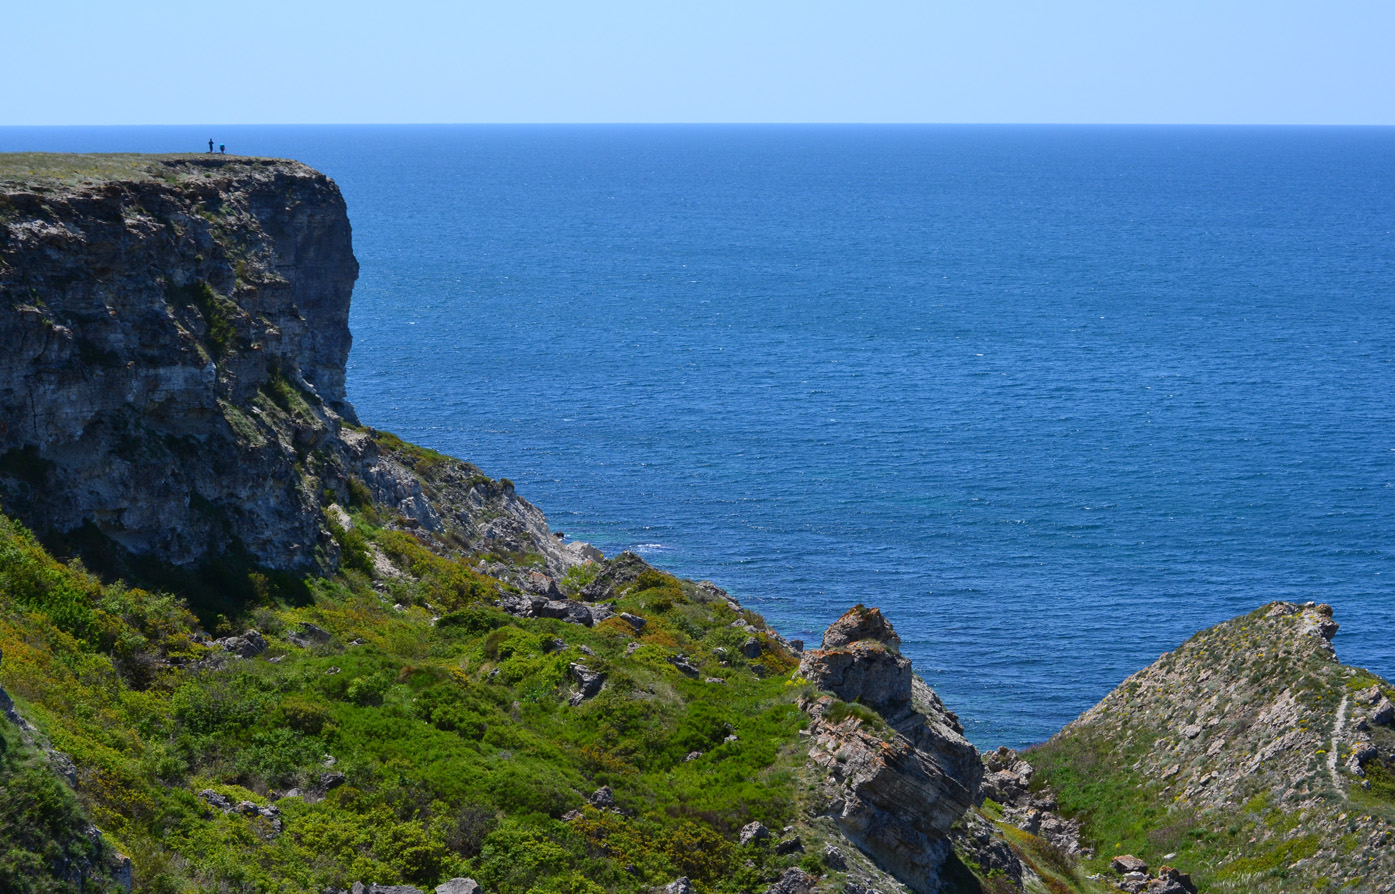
[568,664,604,705]
[619,613,647,633]
[217,629,268,658]
[1112,854,1149,874]
[537,599,593,626]
[764,868,815,894]
[693,581,729,603]
[1348,742,1379,776]
[1372,697,1394,726]
[668,655,700,677]
[1298,603,1339,640]
[287,622,332,648]
[496,593,598,627]
[739,821,770,845]
[660,879,694,894]
[589,785,615,809]
[821,604,901,651]
[198,789,233,812]
[434,879,479,894]
[1156,866,1197,894]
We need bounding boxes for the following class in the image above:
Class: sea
[3,125,1392,749]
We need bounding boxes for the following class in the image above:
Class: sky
[5,0,1393,125]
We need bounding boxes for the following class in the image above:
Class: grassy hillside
[0,501,818,894]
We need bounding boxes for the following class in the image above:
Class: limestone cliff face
[0,155,582,577]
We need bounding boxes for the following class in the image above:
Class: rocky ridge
[796,606,982,893]
[1030,601,1395,893]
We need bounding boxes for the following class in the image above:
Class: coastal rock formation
[0,156,590,580]
[0,157,355,571]
[798,606,982,893]
[1030,601,1395,893]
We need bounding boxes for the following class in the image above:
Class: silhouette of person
[219,144,226,155]
[208,138,214,153]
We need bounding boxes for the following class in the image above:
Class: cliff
[0,154,587,597]
[6,153,1388,894]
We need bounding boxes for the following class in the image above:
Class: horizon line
[3,121,1394,129]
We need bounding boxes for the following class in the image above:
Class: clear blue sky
[7,0,1392,125]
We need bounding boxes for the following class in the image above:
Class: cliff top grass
[0,153,296,189]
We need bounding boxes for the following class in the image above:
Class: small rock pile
[1108,855,1196,894]
[980,746,1084,857]
[198,790,282,836]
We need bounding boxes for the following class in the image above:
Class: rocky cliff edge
[0,154,590,583]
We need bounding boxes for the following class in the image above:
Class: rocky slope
[0,154,587,590]
[1029,602,1395,893]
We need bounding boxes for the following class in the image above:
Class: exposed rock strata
[798,605,982,893]
[0,156,591,580]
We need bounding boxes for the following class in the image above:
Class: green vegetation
[823,699,888,736]
[372,430,460,478]
[558,562,599,597]
[0,153,281,188]
[0,722,114,894]
[1028,603,1395,892]
[1027,727,1336,891]
[167,280,241,357]
[0,500,814,893]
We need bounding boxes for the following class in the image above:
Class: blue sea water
[3,125,1393,749]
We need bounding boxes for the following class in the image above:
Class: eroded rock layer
[799,605,982,893]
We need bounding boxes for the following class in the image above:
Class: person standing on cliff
[208,138,214,153]
[219,144,226,155]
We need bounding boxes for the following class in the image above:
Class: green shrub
[169,280,239,356]
[825,699,888,734]
[330,521,373,575]
[558,561,599,596]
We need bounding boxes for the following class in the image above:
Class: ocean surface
[3,125,1393,749]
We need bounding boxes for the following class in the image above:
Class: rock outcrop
[1031,601,1395,893]
[798,605,982,893]
[0,155,592,581]
[978,746,1083,858]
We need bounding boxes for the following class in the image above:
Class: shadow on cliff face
[45,521,312,630]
